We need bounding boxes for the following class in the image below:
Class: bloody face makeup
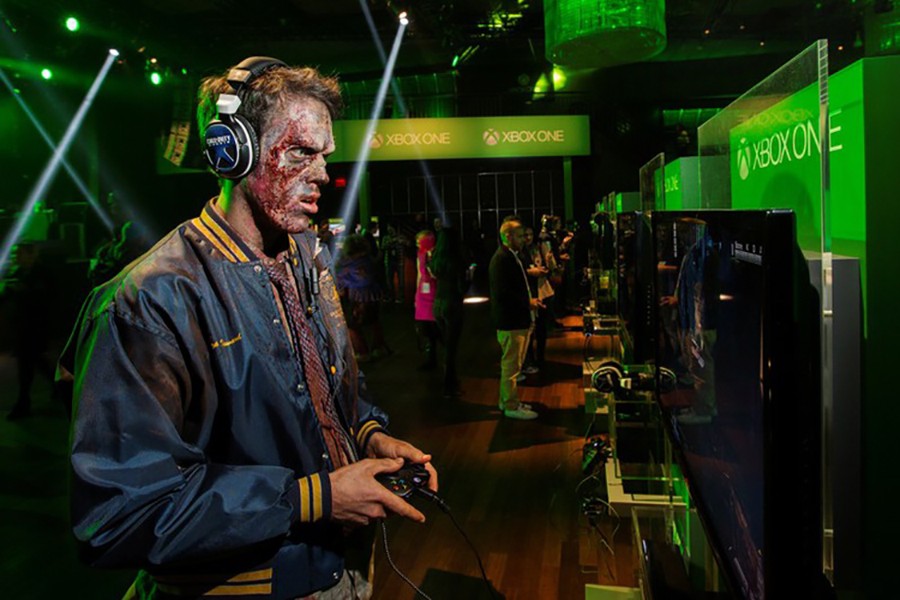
[243,95,335,234]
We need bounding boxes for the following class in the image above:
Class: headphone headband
[226,56,288,93]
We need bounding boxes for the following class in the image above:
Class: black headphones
[203,56,287,180]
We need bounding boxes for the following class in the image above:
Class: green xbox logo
[483,128,500,146]
[738,137,751,181]
[369,132,384,149]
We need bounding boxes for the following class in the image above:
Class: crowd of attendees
[2,208,590,420]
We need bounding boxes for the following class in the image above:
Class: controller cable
[380,488,500,600]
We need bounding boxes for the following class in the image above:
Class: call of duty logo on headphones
[204,123,240,173]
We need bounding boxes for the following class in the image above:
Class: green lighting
[65,16,80,32]
[40,68,52,80]
[452,54,459,68]
[545,0,667,68]
[149,72,162,85]
[533,72,549,95]
[552,66,567,89]
[181,67,188,75]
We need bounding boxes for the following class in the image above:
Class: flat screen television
[616,211,655,364]
[652,210,826,599]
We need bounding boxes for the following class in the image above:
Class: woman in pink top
[414,230,438,370]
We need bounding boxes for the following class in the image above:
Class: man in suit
[489,220,543,420]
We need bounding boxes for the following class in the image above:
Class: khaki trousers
[497,326,533,410]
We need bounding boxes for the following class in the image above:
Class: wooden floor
[0,302,637,599]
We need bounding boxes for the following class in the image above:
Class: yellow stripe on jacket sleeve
[192,219,238,262]
[298,477,311,523]
[311,474,323,521]
[201,211,251,262]
[356,420,385,449]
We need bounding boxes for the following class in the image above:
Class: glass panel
[696,40,833,582]
[639,153,665,212]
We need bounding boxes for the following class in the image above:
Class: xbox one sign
[329,115,590,162]
[737,119,822,181]
[370,130,451,149]
[482,128,566,145]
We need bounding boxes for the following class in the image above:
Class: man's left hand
[366,432,439,492]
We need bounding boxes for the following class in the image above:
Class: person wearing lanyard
[488,220,545,420]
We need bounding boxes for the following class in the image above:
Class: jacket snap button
[332,572,339,580]
[296,383,305,392]
[253,265,262,274]
[322,452,329,461]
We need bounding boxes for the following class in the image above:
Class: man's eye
[288,147,315,158]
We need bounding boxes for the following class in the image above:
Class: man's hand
[366,432,438,493]
[530,297,545,310]
[526,265,549,278]
[329,458,426,527]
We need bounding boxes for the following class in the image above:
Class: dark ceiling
[1,0,868,88]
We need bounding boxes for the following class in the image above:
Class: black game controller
[376,461,431,499]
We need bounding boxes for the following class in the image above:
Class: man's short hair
[499,220,522,245]
[196,63,343,148]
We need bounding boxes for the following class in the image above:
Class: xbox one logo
[369,132,384,149]
[483,128,500,146]
[738,137,751,181]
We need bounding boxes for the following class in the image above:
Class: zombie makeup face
[243,95,335,234]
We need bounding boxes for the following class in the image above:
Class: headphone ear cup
[204,114,259,180]
[231,113,260,176]
[591,359,624,394]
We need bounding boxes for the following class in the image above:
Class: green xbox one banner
[329,115,590,162]
[729,63,863,253]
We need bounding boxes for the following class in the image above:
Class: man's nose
[310,155,329,185]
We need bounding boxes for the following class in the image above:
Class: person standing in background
[414,230,438,371]
[489,221,543,420]
[429,226,467,397]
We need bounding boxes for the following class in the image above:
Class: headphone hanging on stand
[203,56,287,180]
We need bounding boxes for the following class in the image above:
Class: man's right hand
[328,458,426,527]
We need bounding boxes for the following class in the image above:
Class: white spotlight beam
[0,68,115,233]
[0,50,118,277]
[357,1,447,225]
[338,22,407,246]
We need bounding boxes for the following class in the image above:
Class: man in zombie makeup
[59,58,437,600]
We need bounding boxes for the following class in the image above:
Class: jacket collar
[189,200,258,263]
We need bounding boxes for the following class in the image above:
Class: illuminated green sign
[729,59,869,324]
[663,157,700,210]
[730,82,833,251]
[664,160,682,209]
[329,115,590,162]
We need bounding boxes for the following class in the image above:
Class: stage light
[552,66,567,89]
[357,0,446,225]
[65,16,80,32]
[109,48,119,57]
[545,0,666,68]
[0,68,115,233]
[40,68,52,80]
[1,50,118,277]
[338,20,407,261]
[399,11,409,25]
[149,72,162,85]
[452,54,459,67]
